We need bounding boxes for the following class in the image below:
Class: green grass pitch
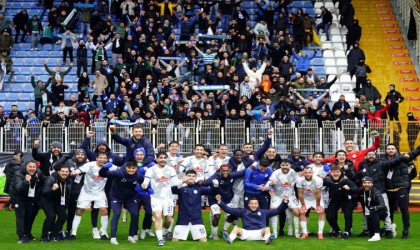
[1,210,420,250]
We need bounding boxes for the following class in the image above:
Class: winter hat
[369,106,376,111]
[50,141,63,150]
[75,149,86,156]
[362,176,373,183]
[133,147,146,158]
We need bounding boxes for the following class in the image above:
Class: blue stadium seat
[32,67,45,75]
[0,93,8,100]
[38,51,49,57]
[22,3,33,9]
[14,51,27,57]
[19,93,32,101]
[304,2,314,8]
[313,67,326,75]
[10,84,23,92]
[20,43,31,51]
[293,2,304,8]
[49,51,61,57]
[14,75,28,83]
[312,58,324,66]
[26,50,38,58]
[20,67,32,75]
[242,2,251,9]
[34,58,45,65]
[13,58,24,66]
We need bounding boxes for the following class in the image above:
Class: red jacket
[78,110,100,126]
[367,104,389,128]
[323,136,381,172]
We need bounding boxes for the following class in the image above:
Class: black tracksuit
[41,172,72,239]
[11,167,45,240]
[359,187,387,235]
[323,175,358,233]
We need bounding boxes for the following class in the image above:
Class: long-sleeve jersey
[99,166,144,200]
[244,165,273,195]
[179,156,208,181]
[268,169,298,197]
[206,156,231,178]
[218,200,288,230]
[75,162,117,194]
[171,184,213,225]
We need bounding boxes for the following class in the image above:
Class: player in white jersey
[207,144,231,178]
[308,152,331,208]
[69,152,117,240]
[296,166,325,240]
[165,141,184,240]
[141,152,182,246]
[179,144,208,182]
[267,160,301,238]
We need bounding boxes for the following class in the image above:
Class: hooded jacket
[81,138,125,166]
[323,174,358,201]
[32,147,63,176]
[99,166,144,200]
[3,158,22,194]
[111,133,154,164]
[41,171,72,206]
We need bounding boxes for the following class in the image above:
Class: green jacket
[44,64,72,84]
[0,54,13,69]
[31,76,51,99]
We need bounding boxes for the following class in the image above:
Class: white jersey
[166,153,184,175]
[145,165,178,200]
[207,156,231,178]
[78,162,117,195]
[310,164,330,179]
[232,162,245,196]
[180,156,208,181]
[296,176,323,201]
[269,169,298,197]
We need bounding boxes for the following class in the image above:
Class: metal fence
[395,0,420,65]
[2,119,419,157]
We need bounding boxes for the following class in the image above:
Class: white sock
[100,216,108,233]
[318,220,325,234]
[156,230,163,240]
[168,219,174,232]
[286,210,292,228]
[233,220,238,226]
[223,222,232,231]
[229,232,237,241]
[300,221,308,234]
[264,232,270,240]
[294,216,300,233]
[211,226,218,234]
[71,215,82,235]
[271,216,278,234]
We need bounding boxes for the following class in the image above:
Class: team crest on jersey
[121,178,127,182]
[156,176,169,182]
[281,182,291,188]
[363,169,366,172]
[352,154,357,158]
[257,212,261,216]
[194,190,198,194]
[265,174,268,177]
[133,181,137,184]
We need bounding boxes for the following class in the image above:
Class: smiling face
[26,162,37,175]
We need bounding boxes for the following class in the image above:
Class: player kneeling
[216,194,289,244]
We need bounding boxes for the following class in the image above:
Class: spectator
[43,60,73,85]
[76,40,88,77]
[13,10,29,43]
[332,95,351,112]
[90,69,109,111]
[31,74,52,116]
[346,19,362,52]
[347,42,365,73]
[0,49,14,83]
[357,79,381,101]
[385,84,404,132]
[77,72,90,102]
[0,29,13,52]
[292,48,319,75]
[78,106,101,126]
[51,79,69,106]
[58,29,77,65]
[0,13,12,34]
[316,6,333,41]
[26,15,43,50]
[407,112,420,151]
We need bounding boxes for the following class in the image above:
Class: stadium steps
[410,180,420,204]
[352,0,420,151]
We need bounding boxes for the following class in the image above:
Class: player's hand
[52,183,59,190]
[141,183,148,189]
[109,125,116,133]
[103,162,113,169]
[269,189,275,197]
[86,130,95,138]
[342,184,350,190]
[215,194,222,203]
[258,184,265,191]
[212,179,219,188]
[197,180,204,185]
[33,139,40,148]
[25,174,32,182]
[300,205,307,214]
[370,130,379,137]
[267,128,273,137]
[316,205,324,213]
[282,194,289,202]
[403,153,410,159]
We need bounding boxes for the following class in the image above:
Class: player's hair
[185,169,197,175]
[344,139,354,143]
[281,159,292,164]
[233,149,244,155]
[57,165,70,171]
[132,124,143,130]
[156,152,168,159]
[194,144,206,149]
[329,164,341,171]
[96,152,108,158]
[248,197,259,202]
[25,160,37,167]
[385,143,397,149]
[126,160,138,167]
[334,150,347,157]
[312,151,325,158]
[242,143,253,148]
[218,144,228,149]
[169,141,179,147]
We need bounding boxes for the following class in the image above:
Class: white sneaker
[110,237,119,245]
[392,223,397,237]
[287,227,293,236]
[140,229,146,240]
[127,236,137,243]
[295,232,301,238]
[92,228,100,239]
[133,235,139,241]
[146,229,155,236]
[368,235,381,242]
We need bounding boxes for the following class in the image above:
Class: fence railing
[3,118,419,155]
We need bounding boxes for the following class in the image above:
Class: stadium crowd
[0,0,420,246]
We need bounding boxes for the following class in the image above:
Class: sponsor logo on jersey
[156,176,169,182]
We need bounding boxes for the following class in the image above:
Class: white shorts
[77,191,108,208]
[270,196,299,209]
[173,223,207,240]
[151,197,174,216]
[210,202,233,216]
[239,229,265,241]
[231,194,244,208]
[302,198,324,211]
